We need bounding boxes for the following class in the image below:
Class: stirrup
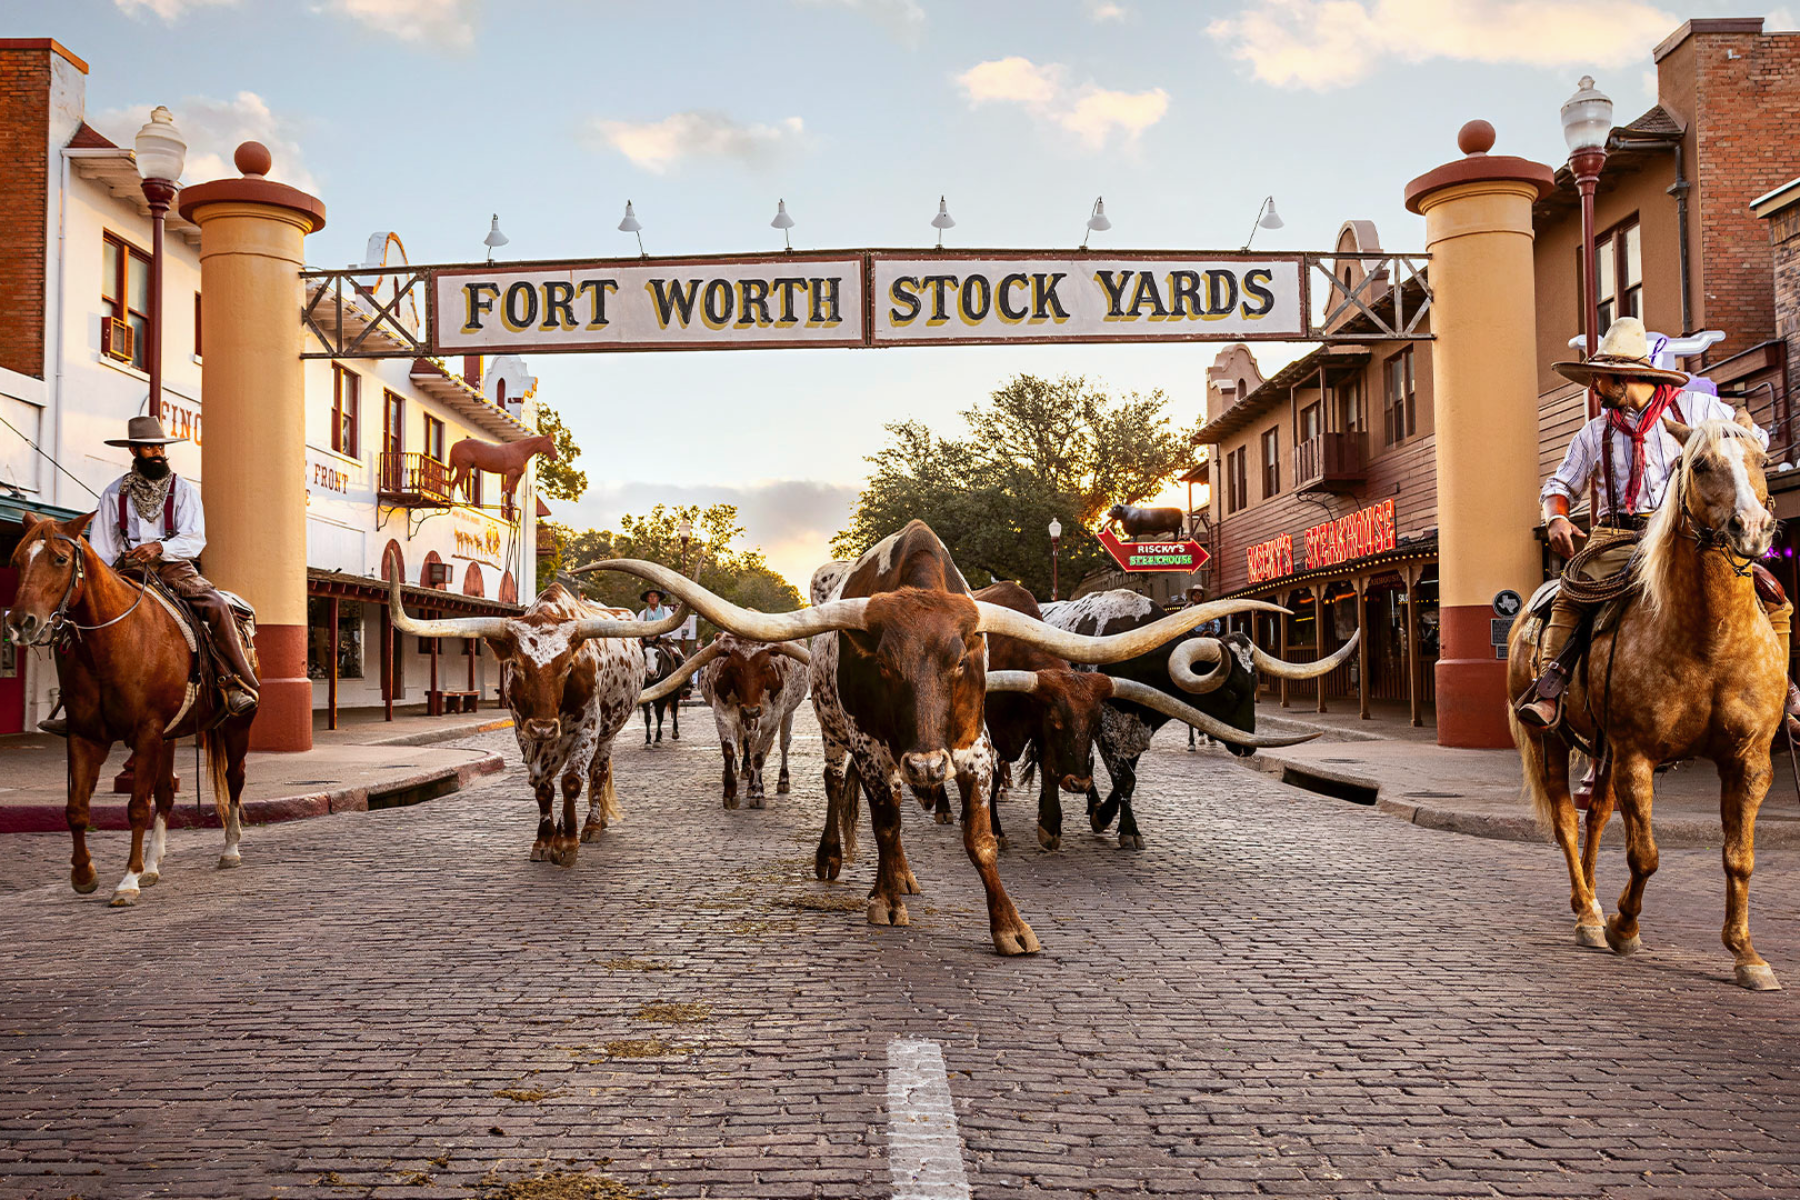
[1516,694,1562,731]
[37,716,68,738]
[224,680,259,715]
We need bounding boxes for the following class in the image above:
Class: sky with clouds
[13,0,1794,586]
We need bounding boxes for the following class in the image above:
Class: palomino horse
[1508,414,1786,990]
[3,512,253,906]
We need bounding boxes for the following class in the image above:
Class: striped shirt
[1541,392,1768,518]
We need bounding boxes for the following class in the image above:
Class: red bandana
[1604,384,1686,512]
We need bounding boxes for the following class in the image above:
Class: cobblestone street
[5,709,1800,1199]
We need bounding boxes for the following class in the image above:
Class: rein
[44,535,148,642]
[1671,468,1760,579]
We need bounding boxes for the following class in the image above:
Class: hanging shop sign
[1097,530,1210,573]
[1245,533,1295,584]
[452,507,506,568]
[1302,498,1396,571]
[432,254,866,354]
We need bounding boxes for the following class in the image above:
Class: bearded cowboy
[1515,317,1800,734]
[39,416,259,736]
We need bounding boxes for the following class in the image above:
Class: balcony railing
[378,451,453,508]
[1293,432,1366,494]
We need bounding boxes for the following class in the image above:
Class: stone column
[1404,122,1553,748]
[178,143,326,752]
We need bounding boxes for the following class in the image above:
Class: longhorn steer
[696,634,810,806]
[1042,590,1349,848]
[389,578,682,865]
[1106,504,1186,540]
[580,520,1281,954]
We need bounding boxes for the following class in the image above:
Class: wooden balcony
[1293,433,1366,494]
[378,452,454,508]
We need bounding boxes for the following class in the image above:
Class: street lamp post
[677,516,694,577]
[1048,517,1062,602]
[133,107,186,422]
[1562,77,1613,362]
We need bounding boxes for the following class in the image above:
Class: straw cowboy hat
[1552,316,1691,388]
[103,415,187,447]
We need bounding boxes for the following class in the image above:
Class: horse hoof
[1036,826,1061,852]
[71,870,98,895]
[671,731,679,741]
[1117,834,1144,851]
[138,870,160,887]
[216,853,240,870]
[1575,924,1607,948]
[992,923,1041,956]
[934,809,955,826]
[1736,963,1782,991]
[867,896,909,926]
[109,889,139,908]
[1605,925,1642,956]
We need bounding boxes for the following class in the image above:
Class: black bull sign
[427,251,1310,355]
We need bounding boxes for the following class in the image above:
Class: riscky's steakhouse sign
[426,251,1306,354]
[433,255,865,353]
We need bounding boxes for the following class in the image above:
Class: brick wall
[0,44,51,380]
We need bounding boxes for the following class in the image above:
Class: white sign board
[869,254,1305,345]
[433,255,865,354]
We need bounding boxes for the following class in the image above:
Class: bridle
[1671,452,1767,580]
[37,534,147,643]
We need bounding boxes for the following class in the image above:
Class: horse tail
[202,729,232,828]
[1508,706,1556,830]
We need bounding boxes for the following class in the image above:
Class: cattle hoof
[992,923,1041,956]
[551,840,579,868]
[671,731,679,741]
[777,775,791,794]
[723,794,739,810]
[1604,921,1642,956]
[902,870,922,895]
[580,823,604,843]
[1036,826,1061,852]
[995,835,1009,853]
[1116,834,1144,851]
[815,849,842,882]
[1089,812,1112,834]
[530,841,548,862]
[109,888,139,908]
[71,866,99,894]
[749,795,766,810]
[1736,963,1782,991]
[867,895,909,926]
[1575,923,1607,948]
[138,870,160,887]
[933,808,955,826]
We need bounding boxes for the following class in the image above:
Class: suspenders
[117,478,178,548]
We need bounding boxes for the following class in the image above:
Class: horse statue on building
[3,511,254,906]
[1507,414,1789,990]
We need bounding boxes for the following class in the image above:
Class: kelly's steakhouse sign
[1245,498,1399,584]
[431,251,1306,354]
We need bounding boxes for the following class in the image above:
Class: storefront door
[0,567,23,734]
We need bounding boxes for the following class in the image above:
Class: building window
[1337,379,1362,433]
[383,390,404,456]
[1226,446,1248,513]
[331,365,360,458]
[306,598,365,680]
[1298,402,1321,443]
[101,232,151,370]
[1261,427,1281,498]
[463,467,483,508]
[193,292,202,359]
[423,414,446,463]
[1595,217,1642,331]
[1383,347,1416,446]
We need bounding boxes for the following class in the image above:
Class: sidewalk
[0,704,513,833]
[1248,703,1800,849]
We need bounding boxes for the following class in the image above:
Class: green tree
[533,403,587,502]
[832,374,1190,599]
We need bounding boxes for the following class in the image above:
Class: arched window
[380,539,405,583]
[499,570,518,604]
[462,563,486,598]
[496,377,507,407]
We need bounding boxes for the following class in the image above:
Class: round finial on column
[234,141,273,178]
[1457,120,1496,156]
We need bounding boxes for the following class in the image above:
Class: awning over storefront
[0,496,88,529]
[307,567,525,616]
[1214,534,1438,600]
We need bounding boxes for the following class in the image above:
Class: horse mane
[1632,418,1763,620]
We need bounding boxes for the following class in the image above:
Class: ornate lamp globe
[133,106,186,183]
[1560,75,1614,155]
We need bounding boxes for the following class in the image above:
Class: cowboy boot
[1784,680,1800,743]
[37,700,67,738]
[1515,661,1570,730]
[201,601,260,716]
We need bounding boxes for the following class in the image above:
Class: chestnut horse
[1508,414,1787,990]
[3,512,252,906]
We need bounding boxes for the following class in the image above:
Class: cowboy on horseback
[1514,317,1798,734]
[39,415,258,735]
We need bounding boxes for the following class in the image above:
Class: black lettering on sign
[809,277,842,324]
[1032,273,1069,321]
[1241,268,1276,318]
[772,277,807,324]
[1169,270,1202,318]
[959,274,992,324]
[1204,269,1238,319]
[1129,272,1170,318]
[461,283,499,333]
[889,276,923,324]
[501,281,539,333]
[738,278,773,327]
[577,279,618,328]
[541,280,578,331]
[1093,270,1131,318]
[997,273,1029,323]
[648,279,700,328]
[921,275,954,323]
[703,279,735,329]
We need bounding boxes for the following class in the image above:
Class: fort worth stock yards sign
[431,251,1307,354]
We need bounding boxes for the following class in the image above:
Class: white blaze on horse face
[1719,437,1775,552]
[22,541,41,565]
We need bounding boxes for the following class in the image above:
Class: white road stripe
[886,1037,972,1200]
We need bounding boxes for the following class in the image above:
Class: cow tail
[840,771,861,861]
[203,729,231,828]
[600,758,622,825]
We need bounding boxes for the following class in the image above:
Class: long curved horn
[638,639,723,704]
[973,598,1289,666]
[1106,677,1319,748]
[1168,638,1232,695]
[772,642,812,665]
[573,559,870,641]
[1252,629,1361,680]
[572,600,691,641]
[984,670,1040,694]
[388,573,510,639]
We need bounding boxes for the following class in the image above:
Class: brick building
[1192,16,1800,728]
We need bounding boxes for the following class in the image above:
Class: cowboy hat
[640,588,667,604]
[1552,316,1691,388]
[103,415,186,447]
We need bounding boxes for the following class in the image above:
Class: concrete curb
[360,716,514,748]
[0,752,506,833]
